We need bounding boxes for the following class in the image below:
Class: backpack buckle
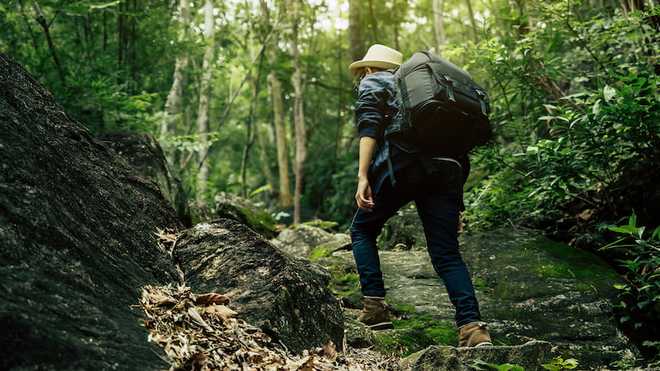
[475,89,487,116]
[443,75,456,103]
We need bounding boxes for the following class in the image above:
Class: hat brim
[349,60,400,75]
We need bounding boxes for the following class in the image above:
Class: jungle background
[1,0,659,367]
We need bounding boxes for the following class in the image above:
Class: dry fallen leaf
[195,292,230,306]
[187,307,213,332]
[205,304,237,320]
[139,285,399,371]
[298,355,315,371]
[322,341,337,361]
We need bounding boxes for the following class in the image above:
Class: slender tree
[240,51,265,197]
[268,72,293,207]
[349,0,364,62]
[31,0,66,87]
[260,0,292,206]
[196,0,216,204]
[290,0,307,223]
[465,0,479,42]
[160,0,190,150]
[256,123,276,191]
[433,0,446,51]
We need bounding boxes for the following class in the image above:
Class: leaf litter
[140,284,399,370]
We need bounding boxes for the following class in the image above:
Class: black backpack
[390,51,492,157]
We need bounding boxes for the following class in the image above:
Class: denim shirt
[354,71,417,195]
[354,70,471,205]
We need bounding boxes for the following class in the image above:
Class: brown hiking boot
[458,321,493,347]
[357,296,394,330]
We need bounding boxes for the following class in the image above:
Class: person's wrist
[358,173,368,180]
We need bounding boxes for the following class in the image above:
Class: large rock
[319,228,639,368]
[0,54,180,369]
[401,340,554,371]
[98,132,191,226]
[271,224,351,257]
[214,192,278,238]
[173,218,344,353]
[377,203,427,250]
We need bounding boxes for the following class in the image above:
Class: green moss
[241,206,277,237]
[391,302,416,314]
[309,245,333,262]
[575,282,596,292]
[325,263,361,298]
[301,219,339,231]
[536,262,577,279]
[473,276,488,289]
[533,239,619,280]
[374,314,457,356]
[424,326,456,345]
[216,200,278,238]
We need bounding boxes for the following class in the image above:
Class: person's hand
[355,176,375,211]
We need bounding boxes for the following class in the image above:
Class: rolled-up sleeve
[354,74,388,139]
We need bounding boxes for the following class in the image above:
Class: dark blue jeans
[350,162,482,327]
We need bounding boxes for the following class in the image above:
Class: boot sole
[367,321,394,330]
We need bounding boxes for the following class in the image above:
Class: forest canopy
[1,0,659,364]
[1,0,656,227]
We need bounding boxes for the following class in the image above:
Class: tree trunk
[268,72,292,207]
[161,0,190,148]
[367,0,379,40]
[465,0,479,42]
[256,123,276,192]
[349,0,364,62]
[117,0,125,68]
[31,0,66,87]
[129,0,138,86]
[17,0,39,53]
[290,0,307,223]
[196,0,215,205]
[432,0,446,51]
[102,10,108,51]
[240,51,265,198]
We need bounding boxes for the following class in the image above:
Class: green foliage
[541,356,579,371]
[1,0,178,134]
[461,5,659,232]
[601,213,660,341]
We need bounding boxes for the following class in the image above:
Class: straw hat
[349,44,403,75]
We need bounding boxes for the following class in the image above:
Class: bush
[600,213,660,361]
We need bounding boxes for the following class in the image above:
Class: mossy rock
[344,307,457,357]
[309,244,335,262]
[311,232,638,369]
[271,224,351,257]
[401,340,555,371]
[317,255,362,308]
[377,203,426,250]
[344,314,377,348]
[214,192,277,238]
[301,219,339,231]
[374,315,458,357]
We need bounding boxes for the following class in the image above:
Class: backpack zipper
[431,156,463,170]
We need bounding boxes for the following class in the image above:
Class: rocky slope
[0,54,350,370]
[0,54,180,369]
[278,208,640,369]
[98,132,191,226]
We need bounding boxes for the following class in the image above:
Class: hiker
[348,44,492,347]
